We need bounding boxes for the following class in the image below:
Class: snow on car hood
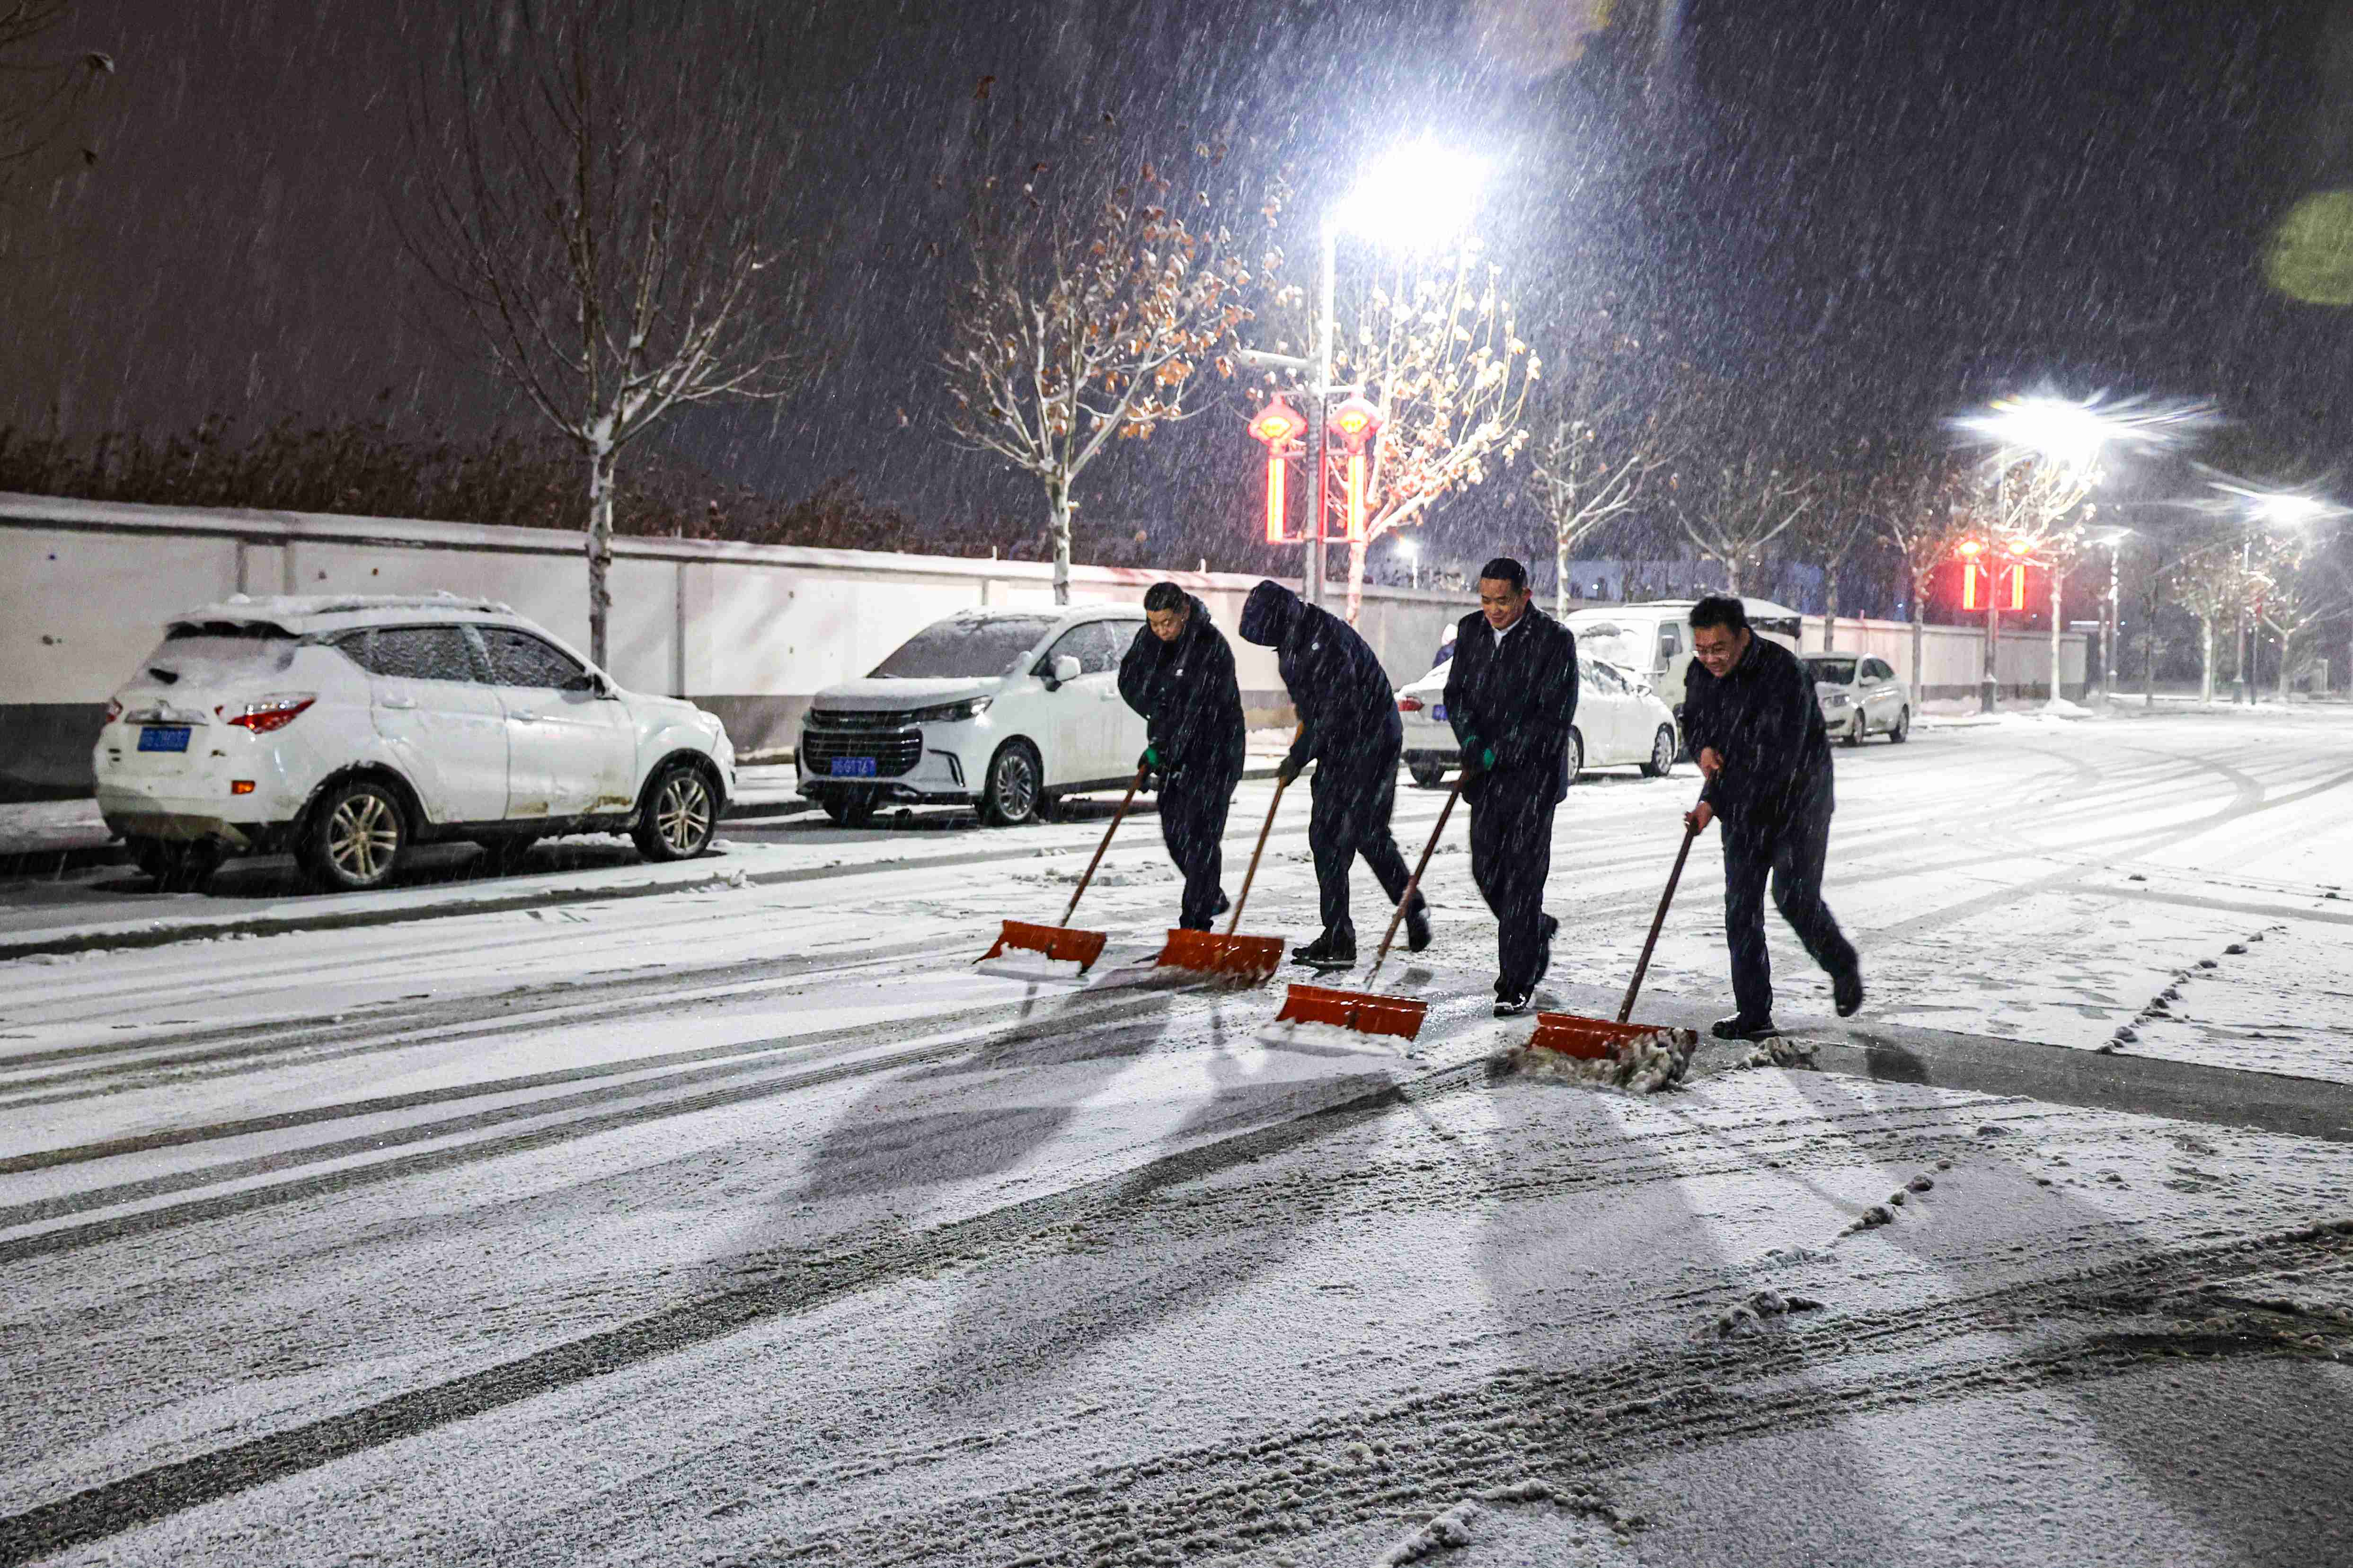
[810,676,1002,711]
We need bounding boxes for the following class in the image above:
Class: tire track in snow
[0,1050,1500,1566]
[744,1223,2353,1568]
[0,985,1268,1256]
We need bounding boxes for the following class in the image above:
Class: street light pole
[2232,527,2251,705]
[2105,535,2123,700]
[1310,219,1336,613]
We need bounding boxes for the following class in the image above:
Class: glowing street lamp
[2203,480,2347,702]
[1394,536,1420,592]
[1236,141,1486,608]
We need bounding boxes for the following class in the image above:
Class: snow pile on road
[1372,1480,1647,1566]
[1701,1286,1825,1339]
[1256,1017,1415,1056]
[1501,1027,1695,1093]
[971,951,1092,984]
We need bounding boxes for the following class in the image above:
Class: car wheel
[819,790,877,827]
[1843,714,1864,746]
[1564,728,1584,787]
[1889,706,1911,744]
[473,835,540,876]
[299,778,407,892]
[1640,725,1677,778]
[979,740,1043,827]
[1408,761,1447,789]
[634,761,718,861]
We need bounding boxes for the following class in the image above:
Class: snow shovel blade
[1274,981,1428,1043]
[1527,1012,1671,1062]
[982,919,1108,973]
[1154,927,1286,985]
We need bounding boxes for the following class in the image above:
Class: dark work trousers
[1467,772,1557,996]
[1158,770,1235,930]
[1721,799,1857,1022]
[1309,756,1417,943]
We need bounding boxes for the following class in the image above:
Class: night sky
[3,0,2349,562]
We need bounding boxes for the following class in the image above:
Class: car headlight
[909,696,992,724]
[1822,691,1851,708]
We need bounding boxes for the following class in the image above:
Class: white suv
[798,606,1148,826]
[93,594,736,892]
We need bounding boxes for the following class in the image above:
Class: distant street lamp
[1953,394,2205,713]
[1238,142,1486,609]
[1394,536,1420,592]
[2207,484,2343,703]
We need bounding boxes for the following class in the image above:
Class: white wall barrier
[0,492,2081,799]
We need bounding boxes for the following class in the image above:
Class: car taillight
[1397,696,1424,713]
[105,699,123,724]
[225,695,316,734]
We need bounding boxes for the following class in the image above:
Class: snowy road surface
[3,707,2350,1565]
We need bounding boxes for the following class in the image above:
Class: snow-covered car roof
[935,603,1144,625]
[166,592,524,635]
[1598,597,1806,623]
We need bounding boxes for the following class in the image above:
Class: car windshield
[139,629,301,683]
[869,616,1057,678]
[1573,621,1645,668]
[1805,657,1858,685]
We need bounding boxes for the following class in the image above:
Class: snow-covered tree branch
[402,0,811,665]
[941,115,1258,605]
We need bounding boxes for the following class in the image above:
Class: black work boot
[1711,1014,1781,1042]
[1404,893,1433,952]
[1833,963,1865,1018]
[1531,912,1559,988]
[1291,929,1356,967]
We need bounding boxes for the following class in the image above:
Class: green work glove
[1140,745,1162,774]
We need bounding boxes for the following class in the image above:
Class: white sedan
[1395,654,1680,787]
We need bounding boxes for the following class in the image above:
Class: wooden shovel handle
[1224,776,1288,935]
[1616,783,1707,1023]
[1062,765,1146,926]
[1365,770,1465,986]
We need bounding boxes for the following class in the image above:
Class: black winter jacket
[1680,631,1834,840]
[1442,605,1579,803]
[1237,580,1401,777]
[1117,594,1247,782]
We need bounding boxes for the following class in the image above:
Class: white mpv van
[94,594,735,892]
[799,605,1150,826]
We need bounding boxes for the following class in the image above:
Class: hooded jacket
[1238,580,1402,777]
[1117,593,1247,781]
[1680,629,1834,839]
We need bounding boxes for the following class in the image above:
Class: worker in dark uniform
[1679,594,1863,1039]
[1237,579,1429,966]
[1442,557,1579,1016]
[1119,582,1247,931]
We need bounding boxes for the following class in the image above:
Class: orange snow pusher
[1155,775,1291,984]
[1527,784,1705,1059]
[980,763,1147,976]
[1272,772,1464,1043]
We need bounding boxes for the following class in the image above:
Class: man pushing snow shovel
[1119,582,1247,932]
[1238,578,1430,968]
[1679,595,1864,1039]
[1443,557,1579,1017]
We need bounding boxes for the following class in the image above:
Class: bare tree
[2256,540,2351,701]
[943,121,1255,606]
[404,0,809,666]
[1324,242,1538,624]
[1672,448,1814,598]
[1794,450,1879,651]
[2167,528,2259,705]
[0,0,112,195]
[1523,328,1673,617]
[1874,449,1972,711]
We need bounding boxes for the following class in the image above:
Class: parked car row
[90,594,1908,897]
[95,595,734,892]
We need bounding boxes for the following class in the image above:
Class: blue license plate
[1431,703,1447,722]
[829,756,877,778]
[138,726,191,753]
